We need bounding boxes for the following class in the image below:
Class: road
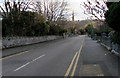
[1,35,120,77]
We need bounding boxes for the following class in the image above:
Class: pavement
[78,37,119,77]
[1,35,120,77]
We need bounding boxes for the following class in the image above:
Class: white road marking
[14,54,45,71]
[31,55,45,63]
[14,62,30,71]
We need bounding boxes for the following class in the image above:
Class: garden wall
[2,36,62,49]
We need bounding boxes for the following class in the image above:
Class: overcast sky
[0,0,108,21]
[0,0,89,20]
[66,0,89,21]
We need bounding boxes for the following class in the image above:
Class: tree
[33,0,68,22]
[2,10,50,37]
[0,0,33,18]
[1,0,69,37]
[105,2,120,44]
[80,0,108,21]
[105,2,120,32]
[32,0,69,35]
[1,0,35,36]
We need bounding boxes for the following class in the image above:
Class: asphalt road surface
[1,35,120,77]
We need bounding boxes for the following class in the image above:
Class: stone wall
[91,34,120,56]
[2,36,62,49]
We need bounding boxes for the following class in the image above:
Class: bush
[2,10,68,37]
[59,27,68,36]
[93,29,111,37]
[79,29,85,35]
[111,32,120,44]
[85,24,94,35]
[47,21,68,36]
[93,29,101,36]
[49,25,67,36]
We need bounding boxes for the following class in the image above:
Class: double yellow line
[64,52,78,77]
[64,39,84,77]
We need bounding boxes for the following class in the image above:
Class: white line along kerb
[14,54,45,71]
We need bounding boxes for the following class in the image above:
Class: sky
[0,0,89,20]
[66,0,89,21]
[67,0,120,20]
[0,0,108,21]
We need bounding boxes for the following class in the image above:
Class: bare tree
[80,0,108,21]
[0,0,33,18]
[33,0,68,22]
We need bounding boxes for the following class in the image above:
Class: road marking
[31,54,45,63]
[14,62,30,71]
[71,42,84,77]
[64,38,85,77]
[64,52,78,77]
[14,54,45,71]
[0,51,29,60]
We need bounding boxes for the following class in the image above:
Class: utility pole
[72,11,74,22]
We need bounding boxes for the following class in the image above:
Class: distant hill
[75,19,102,28]
[75,20,92,27]
[64,19,99,29]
